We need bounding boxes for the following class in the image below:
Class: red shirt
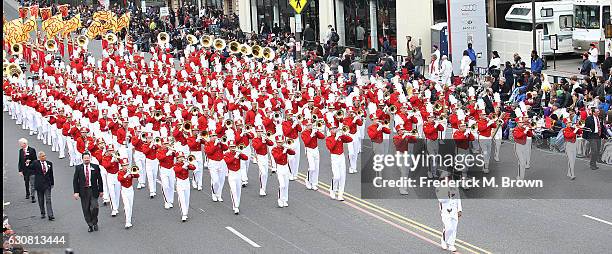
[252,137,273,155]
[423,122,445,140]
[156,148,175,169]
[477,119,496,137]
[282,120,302,139]
[223,151,248,171]
[118,171,138,188]
[367,123,391,143]
[454,130,475,150]
[101,155,120,174]
[325,134,353,155]
[513,127,533,145]
[563,127,580,143]
[301,129,325,149]
[204,140,228,161]
[174,162,196,180]
[271,146,295,165]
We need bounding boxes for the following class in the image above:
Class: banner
[116,12,131,32]
[40,7,52,21]
[86,20,104,39]
[4,19,23,44]
[18,7,29,19]
[62,14,81,38]
[42,15,64,39]
[29,5,39,18]
[58,4,69,18]
[22,17,36,34]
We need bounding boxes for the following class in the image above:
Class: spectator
[588,43,599,70]
[580,53,592,76]
[602,52,612,80]
[530,50,543,74]
[356,24,366,49]
[460,50,471,77]
[466,43,476,71]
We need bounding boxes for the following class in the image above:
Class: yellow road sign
[289,0,308,14]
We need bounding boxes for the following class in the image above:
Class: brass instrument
[186,34,197,46]
[297,114,304,122]
[154,137,161,144]
[341,125,350,133]
[335,109,345,118]
[262,47,275,60]
[383,119,390,126]
[228,41,240,54]
[315,120,325,129]
[470,124,477,131]
[213,38,226,51]
[200,35,213,47]
[273,112,281,119]
[157,32,170,47]
[252,45,263,58]
[201,130,210,140]
[312,114,319,121]
[433,103,443,112]
[130,165,139,174]
[7,63,22,78]
[140,132,147,140]
[182,121,192,132]
[239,44,252,55]
[187,154,196,164]
[238,143,246,150]
[388,105,397,114]
[410,129,418,136]
[45,40,57,52]
[11,43,23,55]
[77,35,89,48]
[190,106,200,115]
[286,139,294,146]
[221,135,228,144]
[266,131,274,138]
[153,110,163,120]
[224,119,233,128]
[106,33,118,44]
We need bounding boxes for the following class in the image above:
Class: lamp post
[531,0,536,51]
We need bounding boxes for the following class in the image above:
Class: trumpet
[335,109,345,118]
[224,119,233,128]
[182,121,192,132]
[433,103,443,112]
[154,137,161,145]
[341,125,350,133]
[200,130,210,140]
[238,143,246,150]
[221,135,228,144]
[383,119,390,126]
[388,105,397,114]
[130,165,140,174]
[286,139,294,146]
[470,124,477,131]
[7,63,22,78]
[153,110,163,120]
[187,154,196,164]
[410,129,418,136]
[297,114,304,122]
[140,132,147,140]
[315,120,325,129]
[190,106,200,115]
[273,112,281,120]
[200,35,213,47]
[266,131,274,139]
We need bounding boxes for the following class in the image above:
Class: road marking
[225,226,261,248]
[199,208,205,213]
[297,173,491,254]
[583,215,612,226]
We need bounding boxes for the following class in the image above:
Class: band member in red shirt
[174,153,196,221]
[204,134,228,202]
[156,138,176,209]
[117,159,138,229]
[224,141,248,214]
[325,127,353,201]
[252,127,274,196]
[271,136,295,207]
[301,121,325,190]
[453,122,475,183]
[563,120,581,180]
[513,119,533,180]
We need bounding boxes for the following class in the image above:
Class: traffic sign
[289,0,308,14]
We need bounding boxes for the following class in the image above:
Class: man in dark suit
[583,107,603,170]
[73,153,104,232]
[30,152,55,220]
[18,138,37,202]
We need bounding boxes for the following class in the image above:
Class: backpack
[331,32,339,43]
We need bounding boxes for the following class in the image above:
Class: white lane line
[583,215,612,226]
[199,208,205,213]
[225,226,261,248]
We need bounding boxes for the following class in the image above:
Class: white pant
[441,210,459,247]
[106,173,121,212]
[330,154,347,195]
[256,154,269,192]
[121,186,134,225]
[159,167,175,205]
[227,170,242,209]
[348,133,359,172]
[100,166,110,202]
[565,141,577,178]
[56,130,66,158]
[209,160,226,197]
[145,159,159,194]
[306,147,320,188]
[478,138,492,169]
[190,152,204,188]
[176,178,191,216]
[426,140,440,175]
[493,138,502,160]
[133,152,146,185]
[515,143,529,180]
[526,138,532,168]
[288,140,300,178]
[240,146,251,182]
[276,164,290,202]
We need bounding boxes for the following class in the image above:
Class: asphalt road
[4,1,612,253]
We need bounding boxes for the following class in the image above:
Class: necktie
[42,162,47,174]
[85,165,90,187]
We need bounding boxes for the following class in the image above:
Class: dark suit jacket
[18,147,37,175]
[483,95,495,114]
[584,115,603,139]
[30,160,54,190]
[73,163,103,196]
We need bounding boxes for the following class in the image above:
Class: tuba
[200,35,213,47]
[77,35,89,48]
[252,45,263,58]
[12,43,24,55]
[8,63,22,78]
[228,41,240,54]
[262,47,275,60]
[213,38,226,51]
[157,32,169,47]
[186,34,197,46]
[239,44,252,55]
[106,33,118,44]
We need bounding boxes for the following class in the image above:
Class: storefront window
[344,0,370,49]
[377,0,396,53]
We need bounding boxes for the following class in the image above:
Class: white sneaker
[169,203,173,208]
[440,241,448,250]
[111,210,118,216]
[217,196,223,202]
[277,199,284,207]
[181,215,188,222]
[330,191,336,200]
[197,186,202,191]
[312,186,319,191]
[494,156,500,162]
[305,182,312,189]
[283,201,288,207]
[150,193,155,199]
[336,193,345,201]
[233,208,239,214]
[192,181,197,189]
[448,245,457,252]
[288,175,295,181]
[399,188,409,195]
[259,189,266,196]
[125,223,132,229]
[483,167,489,174]
[349,169,357,174]
[212,195,218,202]
[164,203,171,209]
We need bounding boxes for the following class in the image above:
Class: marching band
[3,24,590,233]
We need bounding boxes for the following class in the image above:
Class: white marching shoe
[181,215,188,222]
